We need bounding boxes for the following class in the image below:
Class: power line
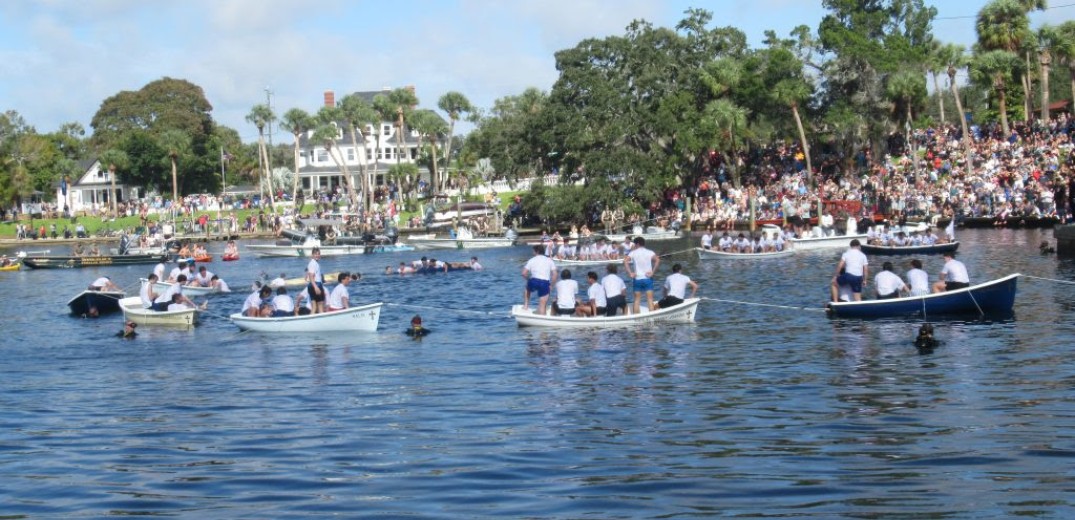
[935,2,1075,21]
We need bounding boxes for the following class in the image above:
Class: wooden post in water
[749,195,756,233]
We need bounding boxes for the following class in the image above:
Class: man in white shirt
[579,271,607,317]
[658,263,698,308]
[932,251,970,293]
[700,231,713,250]
[625,236,660,313]
[88,276,120,292]
[552,269,580,316]
[140,274,160,309]
[242,283,268,317]
[831,239,869,302]
[326,272,351,312]
[873,261,907,299]
[306,248,325,314]
[601,264,628,316]
[152,260,166,282]
[271,287,296,317]
[906,258,930,296]
[522,245,557,315]
[153,274,196,311]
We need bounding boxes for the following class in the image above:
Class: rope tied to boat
[386,302,506,316]
[1022,275,1075,285]
[699,297,828,313]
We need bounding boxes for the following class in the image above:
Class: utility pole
[265,87,276,212]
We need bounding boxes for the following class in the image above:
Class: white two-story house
[292,87,442,196]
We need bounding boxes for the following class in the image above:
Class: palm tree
[437,91,474,175]
[971,50,1023,135]
[157,130,190,208]
[387,88,419,193]
[938,43,973,142]
[976,0,1034,121]
[98,148,129,216]
[1037,25,1060,121]
[410,109,449,194]
[926,41,948,124]
[771,79,813,182]
[1055,21,1075,113]
[704,98,749,187]
[314,107,359,211]
[245,103,276,209]
[279,108,314,208]
[338,94,378,210]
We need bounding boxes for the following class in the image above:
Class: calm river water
[1,227,1073,518]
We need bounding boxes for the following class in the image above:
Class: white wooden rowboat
[552,257,623,266]
[229,302,383,332]
[696,247,793,259]
[511,298,700,328]
[788,233,869,251]
[146,279,221,297]
[118,296,198,327]
[605,226,680,242]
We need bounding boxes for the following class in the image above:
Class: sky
[1,0,1073,143]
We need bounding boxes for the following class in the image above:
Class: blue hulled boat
[827,273,1019,318]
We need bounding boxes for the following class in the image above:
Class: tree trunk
[998,84,1010,135]
[1023,52,1033,122]
[950,71,971,142]
[291,138,302,211]
[258,133,275,211]
[170,157,178,208]
[1041,52,1052,122]
[933,72,946,124]
[791,103,812,183]
[347,125,367,212]
[326,144,359,212]
[109,165,117,216]
[430,138,441,194]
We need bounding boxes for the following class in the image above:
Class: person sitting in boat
[88,276,120,292]
[0,255,11,267]
[906,259,930,296]
[773,233,786,252]
[192,266,215,287]
[658,263,698,309]
[116,321,138,339]
[406,315,431,337]
[874,261,908,300]
[932,251,970,293]
[718,232,733,252]
[167,293,194,312]
[153,275,197,311]
[167,259,189,283]
[819,211,835,236]
[192,243,208,258]
[552,269,580,316]
[268,273,287,289]
[224,240,239,257]
[178,242,192,258]
[271,287,295,317]
[733,233,751,254]
[242,285,273,317]
[72,242,85,257]
[88,243,101,256]
[140,274,161,309]
[209,275,230,292]
[325,272,351,312]
[575,271,607,317]
[700,230,713,250]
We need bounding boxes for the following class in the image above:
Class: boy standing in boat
[305,248,325,314]
[522,245,557,315]
[625,236,660,313]
[831,239,868,302]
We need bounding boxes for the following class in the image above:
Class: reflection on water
[1,228,1074,517]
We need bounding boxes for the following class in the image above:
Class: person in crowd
[932,251,970,293]
[873,261,907,299]
[831,239,869,302]
[658,263,698,308]
[522,245,557,315]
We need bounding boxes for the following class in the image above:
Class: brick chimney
[323,90,335,107]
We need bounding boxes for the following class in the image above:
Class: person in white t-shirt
[906,258,930,296]
[700,231,713,250]
[932,251,970,293]
[305,248,325,313]
[552,269,580,316]
[625,236,660,313]
[154,274,196,311]
[139,274,161,309]
[88,276,120,292]
[522,245,557,315]
[579,271,607,317]
[658,263,698,308]
[326,272,351,312]
[873,261,907,299]
[831,239,869,302]
[271,287,295,317]
[601,264,628,316]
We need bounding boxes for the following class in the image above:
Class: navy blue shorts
[836,272,864,294]
[527,278,551,298]
[633,278,654,292]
